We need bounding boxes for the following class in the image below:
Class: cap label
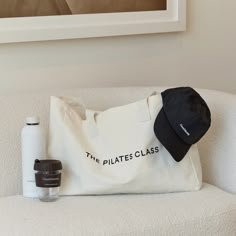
[180,124,190,136]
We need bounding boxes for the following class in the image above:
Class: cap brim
[154,108,191,162]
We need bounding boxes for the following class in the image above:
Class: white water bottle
[21,116,46,198]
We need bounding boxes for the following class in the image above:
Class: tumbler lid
[34,159,62,171]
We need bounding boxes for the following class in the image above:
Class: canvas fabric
[48,93,202,195]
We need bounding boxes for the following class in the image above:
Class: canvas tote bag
[48,93,202,195]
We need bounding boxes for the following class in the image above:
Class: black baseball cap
[154,87,211,162]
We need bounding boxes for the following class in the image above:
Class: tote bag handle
[58,92,157,138]
[84,92,157,138]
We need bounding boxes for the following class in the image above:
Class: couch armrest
[197,89,236,194]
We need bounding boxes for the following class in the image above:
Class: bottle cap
[26,116,40,125]
[34,159,62,188]
[34,159,63,171]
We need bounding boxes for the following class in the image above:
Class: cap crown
[161,87,211,145]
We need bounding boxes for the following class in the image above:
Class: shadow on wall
[0,0,167,18]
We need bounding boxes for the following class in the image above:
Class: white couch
[0,87,235,236]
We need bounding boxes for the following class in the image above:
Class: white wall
[0,0,235,95]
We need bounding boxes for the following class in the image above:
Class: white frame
[0,0,186,44]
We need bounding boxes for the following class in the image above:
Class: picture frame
[0,0,186,44]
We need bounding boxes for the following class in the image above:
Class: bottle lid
[34,159,63,171]
[26,116,40,125]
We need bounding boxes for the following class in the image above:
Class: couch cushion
[0,184,235,236]
[1,87,236,197]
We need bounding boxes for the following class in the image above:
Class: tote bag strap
[137,98,151,122]
[136,92,157,123]
[84,110,99,138]
[62,98,99,138]
[59,92,157,138]
[56,96,98,138]
[84,92,158,138]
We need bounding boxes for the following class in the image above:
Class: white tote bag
[48,93,202,195]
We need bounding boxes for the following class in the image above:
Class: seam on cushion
[111,209,236,236]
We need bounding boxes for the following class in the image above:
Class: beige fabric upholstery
[0,87,236,196]
[0,87,235,236]
[0,184,235,236]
